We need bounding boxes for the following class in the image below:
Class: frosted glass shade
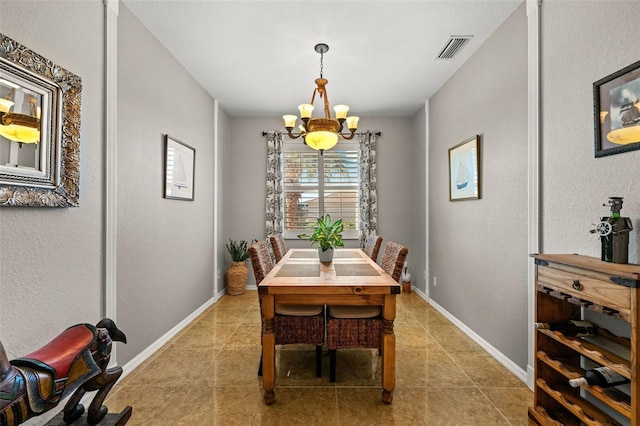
[282,114,297,128]
[600,111,608,124]
[0,99,14,113]
[305,131,338,151]
[346,116,360,130]
[298,104,314,118]
[333,104,349,119]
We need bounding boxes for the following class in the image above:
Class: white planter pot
[318,247,334,263]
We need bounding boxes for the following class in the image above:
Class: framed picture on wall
[164,135,195,201]
[448,135,480,201]
[594,59,640,157]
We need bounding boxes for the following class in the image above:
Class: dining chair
[248,240,325,377]
[269,234,287,263]
[326,241,408,382]
[363,234,383,262]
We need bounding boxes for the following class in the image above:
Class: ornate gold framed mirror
[0,33,81,207]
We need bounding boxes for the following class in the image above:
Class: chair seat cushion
[275,304,323,316]
[328,305,381,319]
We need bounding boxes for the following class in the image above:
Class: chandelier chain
[319,50,324,78]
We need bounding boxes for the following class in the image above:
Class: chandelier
[0,89,41,144]
[282,43,359,153]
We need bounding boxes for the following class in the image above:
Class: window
[283,141,359,239]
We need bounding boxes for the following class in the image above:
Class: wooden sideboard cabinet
[529,254,640,426]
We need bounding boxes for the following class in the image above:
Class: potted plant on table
[298,214,344,263]
[225,238,250,295]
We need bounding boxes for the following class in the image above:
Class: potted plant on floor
[225,238,250,295]
[298,214,344,263]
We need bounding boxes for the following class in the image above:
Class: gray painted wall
[374,117,416,267]
[0,1,105,359]
[540,0,640,261]
[117,4,217,364]
[429,4,528,368]
[226,116,418,289]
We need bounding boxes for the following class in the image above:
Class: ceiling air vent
[436,35,473,60]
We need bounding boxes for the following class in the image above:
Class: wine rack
[530,254,640,426]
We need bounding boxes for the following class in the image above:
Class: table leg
[381,294,396,404]
[261,293,276,404]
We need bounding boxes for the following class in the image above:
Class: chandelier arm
[285,128,303,139]
[339,128,357,140]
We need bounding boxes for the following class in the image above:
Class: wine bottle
[569,366,629,388]
[534,320,597,337]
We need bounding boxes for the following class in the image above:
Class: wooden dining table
[258,248,401,405]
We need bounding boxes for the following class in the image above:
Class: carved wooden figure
[0,319,128,425]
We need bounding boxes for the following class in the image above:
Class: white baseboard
[214,286,227,300]
[412,286,428,301]
[412,291,528,386]
[118,296,217,379]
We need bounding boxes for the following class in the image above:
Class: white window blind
[283,142,359,238]
[322,150,359,231]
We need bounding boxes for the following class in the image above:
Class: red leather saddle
[11,324,96,381]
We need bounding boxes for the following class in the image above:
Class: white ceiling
[123,0,522,118]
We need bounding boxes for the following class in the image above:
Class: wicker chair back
[248,240,274,285]
[363,235,383,262]
[380,242,408,282]
[269,234,287,263]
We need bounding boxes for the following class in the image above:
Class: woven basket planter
[226,261,248,295]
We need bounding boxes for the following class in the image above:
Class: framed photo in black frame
[164,135,195,201]
[594,60,640,157]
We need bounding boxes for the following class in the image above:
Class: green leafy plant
[226,238,250,262]
[298,214,345,252]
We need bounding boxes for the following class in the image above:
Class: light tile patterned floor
[105,291,532,425]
